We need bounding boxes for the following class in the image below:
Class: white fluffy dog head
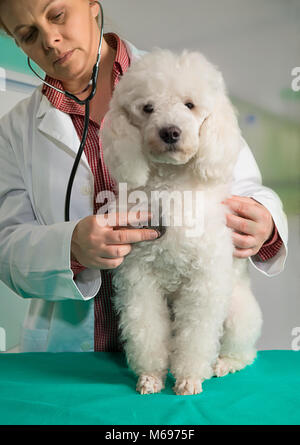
[101,49,241,189]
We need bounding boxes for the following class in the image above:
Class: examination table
[0,350,299,425]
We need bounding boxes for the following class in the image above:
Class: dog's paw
[213,356,246,377]
[174,378,203,395]
[136,374,164,395]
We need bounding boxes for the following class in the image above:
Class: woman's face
[0,0,100,87]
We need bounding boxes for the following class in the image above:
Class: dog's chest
[132,189,229,294]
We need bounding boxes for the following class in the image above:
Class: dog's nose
[159,126,181,144]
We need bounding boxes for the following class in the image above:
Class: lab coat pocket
[20,326,49,352]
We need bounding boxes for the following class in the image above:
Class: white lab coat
[0,41,288,352]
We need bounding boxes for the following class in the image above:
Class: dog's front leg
[113,262,171,394]
[170,266,232,395]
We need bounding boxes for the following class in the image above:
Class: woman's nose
[40,26,61,50]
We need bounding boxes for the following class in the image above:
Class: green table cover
[0,350,299,425]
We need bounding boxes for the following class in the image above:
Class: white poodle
[101,49,262,395]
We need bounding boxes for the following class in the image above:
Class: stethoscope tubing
[64,99,90,222]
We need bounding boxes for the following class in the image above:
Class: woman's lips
[55,50,74,65]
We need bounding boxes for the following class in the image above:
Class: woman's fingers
[100,243,132,259]
[226,213,257,236]
[71,213,159,270]
[223,195,274,259]
[96,256,125,270]
[233,247,257,259]
[231,232,256,249]
[105,227,159,245]
[96,210,153,230]
[223,195,262,222]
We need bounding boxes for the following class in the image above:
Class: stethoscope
[27,1,104,222]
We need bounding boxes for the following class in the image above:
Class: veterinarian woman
[0,0,288,353]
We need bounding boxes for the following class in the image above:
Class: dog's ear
[101,107,150,190]
[192,93,241,183]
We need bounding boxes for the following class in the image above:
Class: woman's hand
[71,212,159,270]
[223,195,274,259]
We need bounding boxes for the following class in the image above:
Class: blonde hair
[0,0,13,37]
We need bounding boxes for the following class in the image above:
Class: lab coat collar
[37,98,91,171]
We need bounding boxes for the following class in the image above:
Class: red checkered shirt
[256,225,283,261]
[42,33,282,351]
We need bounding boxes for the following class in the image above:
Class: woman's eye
[20,12,64,43]
[185,102,195,110]
[23,30,36,43]
[143,104,154,114]
[53,12,64,21]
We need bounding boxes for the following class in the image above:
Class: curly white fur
[101,49,263,395]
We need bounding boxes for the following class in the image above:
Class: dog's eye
[143,104,154,114]
[185,102,195,110]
